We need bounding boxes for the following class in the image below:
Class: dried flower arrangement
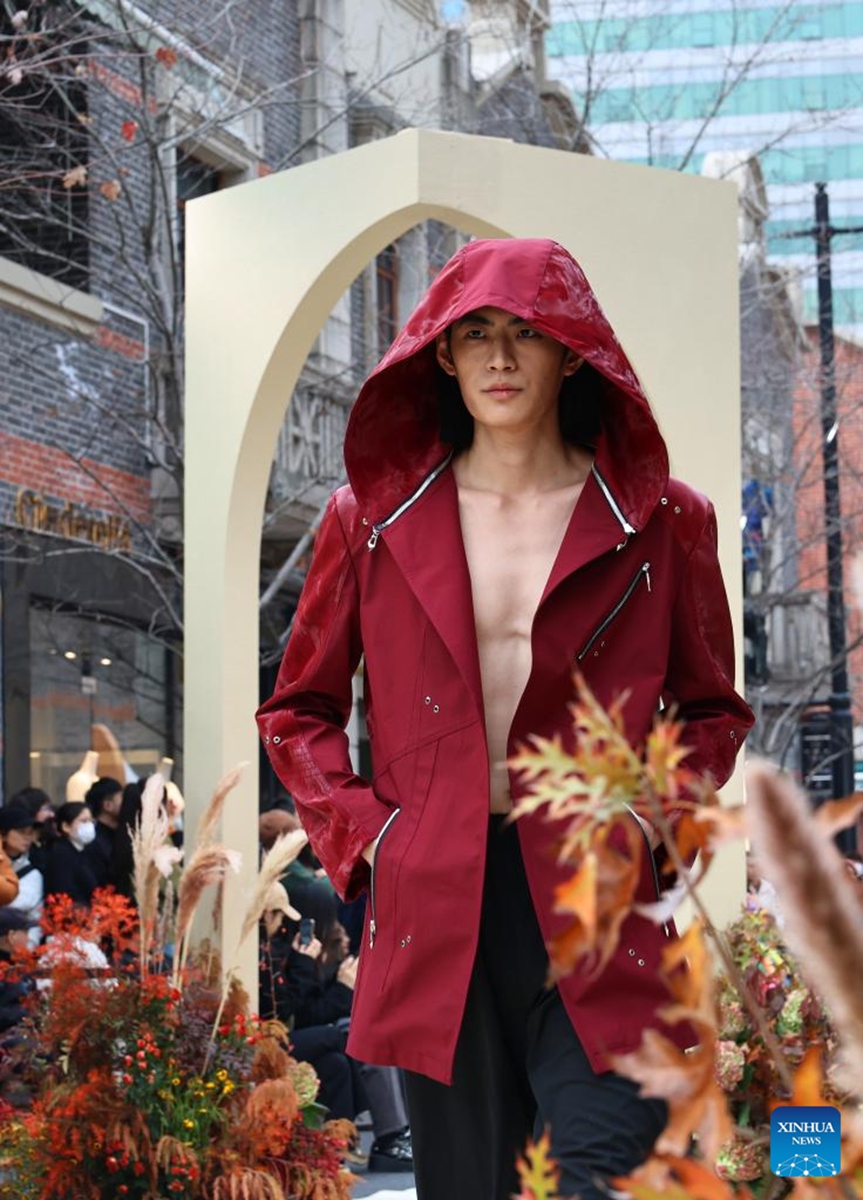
[0,771,357,1200]
[509,678,863,1200]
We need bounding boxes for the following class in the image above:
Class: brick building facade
[1,0,578,802]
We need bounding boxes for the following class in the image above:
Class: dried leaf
[693,804,749,848]
[547,828,639,980]
[99,179,122,201]
[120,119,138,142]
[613,1030,732,1162]
[514,1129,560,1200]
[63,164,87,189]
[155,46,178,67]
[617,1155,747,1200]
[813,794,863,838]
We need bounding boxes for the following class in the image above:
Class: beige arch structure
[185,128,744,990]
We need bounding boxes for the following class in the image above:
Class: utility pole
[784,184,863,850]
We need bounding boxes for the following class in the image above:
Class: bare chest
[459,490,581,640]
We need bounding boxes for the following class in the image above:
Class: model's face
[436,307,582,437]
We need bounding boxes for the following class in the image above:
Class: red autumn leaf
[120,119,138,142]
[155,46,178,67]
[100,180,122,202]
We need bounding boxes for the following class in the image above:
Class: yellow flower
[183,1119,195,1130]
[216,1069,228,1082]
[222,1081,235,1095]
[205,1082,215,1090]
[171,1076,181,1087]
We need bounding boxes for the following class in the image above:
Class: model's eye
[517,327,540,338]
[463,328,485,338]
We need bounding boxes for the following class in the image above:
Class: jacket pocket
[368,807,401,949]
[576,562,651,662]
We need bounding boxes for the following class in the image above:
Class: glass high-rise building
[546,2,863,332]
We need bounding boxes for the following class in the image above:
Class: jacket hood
[344,238,669,529]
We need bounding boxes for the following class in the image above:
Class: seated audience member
[261,901,413,1173]
[83,777,123,888]
[9,788,57,873]
[0,807,43,946]
[0,908,33,1032]
[45,803,99,909]
[0,846,18,907]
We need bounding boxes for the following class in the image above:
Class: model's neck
[456,426,592,495]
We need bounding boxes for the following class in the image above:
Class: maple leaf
[548,828,640,979]
[99,179,122,202]
[643,717,693,802]
[62,164,87,189]
[553,852,597,940]
[120,119,138,142]
[155,46,178,67]
[513,1130,560,1200]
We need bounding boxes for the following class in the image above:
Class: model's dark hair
[437,360,605,451]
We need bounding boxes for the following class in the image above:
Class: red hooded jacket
[257,238,754,1084]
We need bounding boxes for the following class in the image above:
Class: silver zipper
[592,464,636,548]
[576,562,651,662]
[367,452,454,550]
[369,807,401,948]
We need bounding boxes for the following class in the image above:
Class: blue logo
[770,1105,841,1177]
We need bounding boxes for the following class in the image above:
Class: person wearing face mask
[45,802,99,909]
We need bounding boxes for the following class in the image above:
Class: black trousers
[404,815,667,1200]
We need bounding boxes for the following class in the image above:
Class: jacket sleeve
[256,494,393,902]
[662,503,754,800]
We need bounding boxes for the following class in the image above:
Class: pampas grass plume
[238,828,308,949]
[746,760,863,1088]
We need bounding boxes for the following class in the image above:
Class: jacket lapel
[378,468,484,717]
[541,470,634,606]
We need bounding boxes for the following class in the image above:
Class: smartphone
[299,917,316,947]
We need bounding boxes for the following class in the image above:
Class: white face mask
[74,821,97,847]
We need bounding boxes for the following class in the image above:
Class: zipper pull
[643,562,651,592]
[369,919,376,948]
[367,528,380,551]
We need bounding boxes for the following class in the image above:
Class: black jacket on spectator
[45,839,98,908]
[84,823,116,890]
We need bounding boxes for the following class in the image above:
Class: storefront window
[29,604,170,802]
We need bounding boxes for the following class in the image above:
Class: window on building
[376,243,399,357]
[29,604,173,802]
[0,11,90,290]
[692,13,715,47]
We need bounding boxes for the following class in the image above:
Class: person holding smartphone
[258,238,753,1199]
